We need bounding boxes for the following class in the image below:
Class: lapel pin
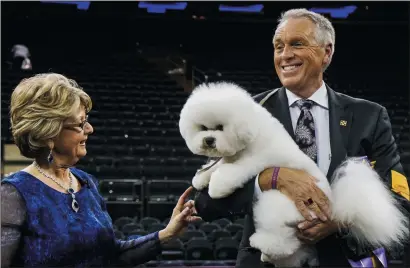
[340,120,347,126]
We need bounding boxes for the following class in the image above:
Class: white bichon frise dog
[179,82,409,267]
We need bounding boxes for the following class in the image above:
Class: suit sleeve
[368,107,410,264]
[370,107,409,210]
[194,178,255,222]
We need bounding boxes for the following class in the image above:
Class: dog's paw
[249,233,260,249]
[250,231,300,260]
[192,171,212,190]
[208,177,234,198]
[208,164,241,198]
[260,253,272,264]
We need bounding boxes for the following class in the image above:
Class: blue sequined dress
[1,168,162,267]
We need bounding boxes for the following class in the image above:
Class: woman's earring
[47,150,53,164]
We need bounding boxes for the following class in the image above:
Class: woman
[1,73,200,267]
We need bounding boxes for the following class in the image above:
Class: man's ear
[323,43,333,67]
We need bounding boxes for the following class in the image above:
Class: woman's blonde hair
[10,73,92,158]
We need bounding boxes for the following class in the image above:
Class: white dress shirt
[254,82,331,197]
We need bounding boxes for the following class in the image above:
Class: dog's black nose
[204,137,215,147]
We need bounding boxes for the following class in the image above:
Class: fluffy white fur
[179,82,409,266]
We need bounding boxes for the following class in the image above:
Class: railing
[166,55,188,77]
[145,179,192,217]
[167,55,186,69]
[1,143,33,179]
[99,178,193,219]
[192,66,208,88]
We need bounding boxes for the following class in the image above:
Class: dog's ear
[235,123,258,146]
[232,103,260,147]
[178,110,193,140]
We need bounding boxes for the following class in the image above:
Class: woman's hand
[258,167,331,222]
[159,186,201,242]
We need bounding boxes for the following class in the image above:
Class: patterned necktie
[294,99,317,163]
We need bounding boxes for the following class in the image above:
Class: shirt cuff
[254,173,262,199]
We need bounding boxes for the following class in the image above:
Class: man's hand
[258,167,331,221]
[295,219,339,244]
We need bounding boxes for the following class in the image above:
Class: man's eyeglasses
[63,115,89,131]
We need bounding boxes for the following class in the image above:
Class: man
[11,44,32,71]
[194,8,410,267]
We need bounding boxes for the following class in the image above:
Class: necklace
[33,161,79,213]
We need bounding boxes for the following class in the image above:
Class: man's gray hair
[275,8,336,71]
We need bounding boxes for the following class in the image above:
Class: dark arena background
[1,1,409,267]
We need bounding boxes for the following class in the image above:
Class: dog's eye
[200,125,208,131]
[216,125,223,131]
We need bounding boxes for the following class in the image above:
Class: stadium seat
[160,238,185,260]
[208,229,232,243]
[225,223,244,236]
[114,217,133,230]
[199,222,221,235]
[128,229,149,237]
[147,223,166,233]
[212,218,232,229]
[234,218,245,226]
[122,223,143,234]
[180,230,206,244]
[140,217,161,230]
[185,237,214,261]
[114,230,125,239]
[214,237,239,260]
[190,218,205,229]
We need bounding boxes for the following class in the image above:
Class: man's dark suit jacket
[194,85,410,267]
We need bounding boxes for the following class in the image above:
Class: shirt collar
[285,81,329,109]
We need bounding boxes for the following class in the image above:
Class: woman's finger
[183,200,195,209]
[176,186,193,211]
[186,216,202,222]
[175,207,191,222]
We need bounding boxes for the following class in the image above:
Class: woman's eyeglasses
[63,115,89,132]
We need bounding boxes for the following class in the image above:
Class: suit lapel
[326,86,352,178]
[265,87,296,140]
[265,86,352,179]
